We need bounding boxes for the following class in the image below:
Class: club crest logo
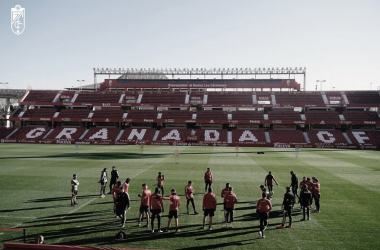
[11,5,25,35]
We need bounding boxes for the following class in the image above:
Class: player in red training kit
[256,192,272,239]
[223,187,237,228]
[112,181,122,214]
[298,177,308,211]
[312,177,320,213]
[150,187,164,233]
[202,187,217,230]
[204,168,213,193]
[185,181,198,214]
[163,189,181,233]
[221,183,230,222]
[156,172,165,197]
[122,178,130,194]
[138,183,151,227]
[305,177,313,208]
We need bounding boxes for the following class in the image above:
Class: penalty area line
[130,153,173,179]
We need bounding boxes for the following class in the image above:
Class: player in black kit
[109,166,119,194]
[289,171,300,203]
[277,186,295,229]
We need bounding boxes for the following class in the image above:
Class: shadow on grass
[0,152,168,160]
[0,148,355,161]
[53,223,257,248]
[0,205,64,213]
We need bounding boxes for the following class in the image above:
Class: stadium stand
[269,130,306,143]
[324,91,344,105]
[307,130,349,144]
[44,127,86,141]
[345,91,380,105]
[124,91,140,103]
[6,126,50,141]
[74,91,122,103]
[267,110,301,120]
[57,109,91,118]
[156,128,192,141]
[81,127,121,142]
[196,110,228,120]
[275,92,325,106]
[22,90,59,103]
[189,92,205,104]
[231,111,264,120]
[160,110,193,120]
[116,128,156,143]
[59,90,76,97]
[207,91,253,104]
[22,108,57,118]
[2,85,379,148]
[140,92,186,103]
[0,127,15,139]
[346,130,380,145]
[196,129,228,142]
[304,111,341,121]
[232,129,266,143]
[342,111,380,121]
[255,93,272,104]
[126,110,158,119]
[92,109,125,119]
[10,109,24,118]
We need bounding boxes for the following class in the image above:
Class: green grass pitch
[0,144,379,249]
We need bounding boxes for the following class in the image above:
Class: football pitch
[0,144,379,249]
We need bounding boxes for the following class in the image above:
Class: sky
[1,0,380,91]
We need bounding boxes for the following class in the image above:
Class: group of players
[256,170,321,238]
[70,167,320,238]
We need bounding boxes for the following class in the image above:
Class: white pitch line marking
[61,198,97,219]
[0,216,36,219]
[130,154,171,179]
[12,223,22,228]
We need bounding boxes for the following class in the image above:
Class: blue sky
[1,0,379,91]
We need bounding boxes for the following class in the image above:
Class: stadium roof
[118,73,168,80]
